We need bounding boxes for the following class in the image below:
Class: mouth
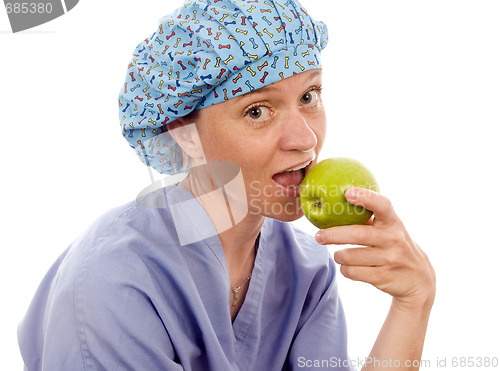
[272,158,315,197]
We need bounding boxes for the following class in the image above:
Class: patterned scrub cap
[118,0,328,175]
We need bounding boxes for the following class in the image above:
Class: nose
[279,109,318,153]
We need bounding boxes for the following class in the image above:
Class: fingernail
[315,232,324,244]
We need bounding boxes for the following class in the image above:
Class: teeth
[286,160,311,172]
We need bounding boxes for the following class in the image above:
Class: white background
[1,0,499,369]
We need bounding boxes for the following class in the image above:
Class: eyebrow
[230,69,323,103]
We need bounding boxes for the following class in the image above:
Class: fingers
[345,187,398,225]
[334,246,386,267]
[338,265,385,286]
[319,190,436,304]
[316,224,394,247]
[314,190,399,246]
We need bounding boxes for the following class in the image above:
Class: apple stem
[314,200,322,208]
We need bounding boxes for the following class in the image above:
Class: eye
[248,107,263,119]
[245,105,272,123]
[300,88,321,105]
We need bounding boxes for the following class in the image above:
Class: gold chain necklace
[231,274,251,307]
[231,234,260,308]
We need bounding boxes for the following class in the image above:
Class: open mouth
[272,159,314,196]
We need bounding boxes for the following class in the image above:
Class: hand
[315,187,436,311]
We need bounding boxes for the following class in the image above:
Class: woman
[18,0,436,370]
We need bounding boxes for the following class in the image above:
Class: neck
[179,172,265,278]
[218,213,264,275]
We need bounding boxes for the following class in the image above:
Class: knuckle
[355,227,370,243]
[340,264,354,279]
[339,264,349,277]
[388,232,403,247]
[384,249,403,266]
[370,268,386,286]
[381,197,393,214]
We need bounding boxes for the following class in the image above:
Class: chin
[271,212,304,223]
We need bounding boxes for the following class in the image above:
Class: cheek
[198,130,238,160]
[200,132,270,182]
[317,126,327,150]
[311,111,327,150]
[230,133,276,170]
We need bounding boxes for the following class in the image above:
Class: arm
[17,247,183,371]
[315,187,436,371]
[75,255,184,371]
[363,296,433,370]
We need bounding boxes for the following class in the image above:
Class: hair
[183,109,199,122]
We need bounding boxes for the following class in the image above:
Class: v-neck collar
[165,185,270,351]
[232,219,268,338]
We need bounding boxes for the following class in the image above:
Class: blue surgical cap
[118,0,328,175]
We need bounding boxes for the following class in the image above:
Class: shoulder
[48,187,186,306]
[18,189,183,370]
[75,185,179,252]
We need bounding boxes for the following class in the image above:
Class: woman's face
[191,68,326,222]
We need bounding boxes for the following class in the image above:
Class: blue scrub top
[18,186,354,370]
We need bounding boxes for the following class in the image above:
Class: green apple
[300,157,379,229]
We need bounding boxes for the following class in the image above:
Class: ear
[167,118,205,160]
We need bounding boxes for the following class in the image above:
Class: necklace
[232,274,251,307]
[231,233,260,308]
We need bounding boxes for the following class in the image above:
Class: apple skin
[300,158,380,229]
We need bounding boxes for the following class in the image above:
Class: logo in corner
[4,0,79,33]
